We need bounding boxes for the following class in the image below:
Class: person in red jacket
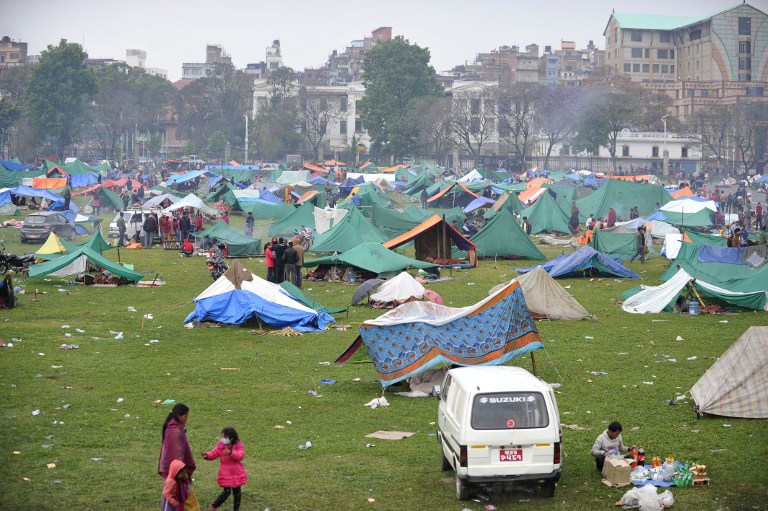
[264,242,275,282]
[160,215,172,242]
[202,427,248,511]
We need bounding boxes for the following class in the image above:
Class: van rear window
[471,392,549,430]
[25,215,46,225]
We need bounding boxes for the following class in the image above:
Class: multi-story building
[442,44,541,85]
[604,3,768,118]
[0,35,27,74]
[305,27,392,86]
[182,44,231,81]
[125,49,168,79]
[251,80,371,159]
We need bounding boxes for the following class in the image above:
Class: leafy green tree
[147,132,164,160]
[296,87,342,161]
[359,36,443,160]
[207,130,227,162]
[571,102,610,163]
[23,40,96,157]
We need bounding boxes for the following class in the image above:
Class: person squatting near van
[591,421,634,471]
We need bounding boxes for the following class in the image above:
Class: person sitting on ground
[591,421,634,471]
[180,238,194,257]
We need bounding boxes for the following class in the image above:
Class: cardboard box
[602,457,631,487]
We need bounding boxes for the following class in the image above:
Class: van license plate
[499,449,523,462]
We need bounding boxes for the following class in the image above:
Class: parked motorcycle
[293,227,313,251]
[206,243,228,281]
[0,242,35,277]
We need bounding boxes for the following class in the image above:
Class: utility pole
[244,114,249,164]
[662,114,669,176]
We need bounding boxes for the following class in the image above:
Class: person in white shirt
[591,421,634,471]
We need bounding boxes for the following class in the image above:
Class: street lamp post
[244,114,249,164]
[661,114,669,176]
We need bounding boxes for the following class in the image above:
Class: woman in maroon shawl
[158,403,196,478]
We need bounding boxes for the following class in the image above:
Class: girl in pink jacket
[201,427,248,511]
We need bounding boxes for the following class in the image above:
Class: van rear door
[467,391,556,477]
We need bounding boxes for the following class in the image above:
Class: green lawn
[0,208,766,510]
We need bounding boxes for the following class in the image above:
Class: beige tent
[490,266,593,320]
[34,232,67,259]
[690,326,768,418]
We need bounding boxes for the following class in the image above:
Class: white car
[436,366,562,500]
[108,209,152,242]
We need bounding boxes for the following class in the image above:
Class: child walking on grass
[202,427,248,511]
[162,459,192,511]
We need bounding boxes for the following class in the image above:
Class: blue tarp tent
[184,261,333,332]
[0,159,31,171]
[547,246,641,279]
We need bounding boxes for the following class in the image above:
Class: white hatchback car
[436,366,562,500]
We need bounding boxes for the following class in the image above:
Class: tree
[411,96,453,166]
[253,67,301,160]
[207,130,227,162]
[296,88,343,161]
[733,101,768,174]
[449,85,497,167]
[535,86,584,170]
[496,83,539,167]
[684,105,736,168]
[571,99,610,169]
[358,36,443,161]
[23,40,96,157]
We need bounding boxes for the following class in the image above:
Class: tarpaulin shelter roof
[268,202,316,237]
[184,260,333,331]
[192,221,261,257]
[454,208,544,260]
[383,214,477,267]
[163,193,220,217]
[589,228,647,260]
[575,180,672,222]
[29,246,143,281]
[405,205,466,227]
[519,191,571,234]
[34,232,67,259]
[62,231,113,255]
[309,206,388,253]
[0,159,30,171]
[238,200,295,220]
[427,181,480,207]
[484,191,523,219]
[304,241,437,275]
[671,186,695,199]
[277,170,311,184]
[369,204,423,239]
[506,265,593,320]
[546,246,642,279]
[279,280,347,314]
[690,326,768,418]
[142,193,182,209]
[336,279,542,386]
[369,271,425,303]
[621,267,768,313]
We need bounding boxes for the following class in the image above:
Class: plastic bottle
[638,447,645,466]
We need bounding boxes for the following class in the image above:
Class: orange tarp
[577,230,594,245]
[671,186,694,199]
[297,190,319,203]
[32,177,67,189]
[304,163,327,173]
[381,164,407,173]
[518,186,547,205]
[383,214,477,268]
[427,182,478,203]
[323,160,346,166]
[609,174,652,182]
[526,177,552,189]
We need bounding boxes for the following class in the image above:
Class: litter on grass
[60,344,78,350]
[365,431,415,440]
[298,441,312,450]
[127,306,137,312]
[676,336,684,341]
[364,397,389,409]
[320,378,335,385]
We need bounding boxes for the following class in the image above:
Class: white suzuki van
[436,366,561,500]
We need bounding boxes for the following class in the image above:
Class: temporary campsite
[184,261,334,332]
[369,204,422,238]
[453,208,545,260]
[192,221,262,257]
[383,214,477,267]
[521,246,642,279]
[336,279,542,386]
[309,206,388,253]
[303,242,437,277]
[690,326,768,418]
[502,266,593,320]
[589,228,651,260]
[28,246,144,282]
[519,191,572,234]
[575,179,671,222]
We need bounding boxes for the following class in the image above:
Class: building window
[631,30,642,42]
[652,146,659,158]
[657,49,669,59]
[653,64,660,73]
[701,90,709,97]
[340,97,347,112]
[689,29,702,40]
[739,74,752,82]
[471,117,480,135]
[681,147,688,158]
[670,65,675,74]
[631,48,643,58]
[643,64,649,73]
[670,49,674,58]
[355,119,362,133]
[662,63,669,73]
[622,146,630,157]
[320,97,328,109]
[471,99,480,115]
[739,58,751,71]
[687,89,695,97]
[739,17,751,35]
[645,48,650,58]
[339,120,347,135]
[659,31,672,43]
[739,41,751,54]
[633,63,640,72]
[624,63,631,72]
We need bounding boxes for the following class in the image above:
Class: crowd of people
[263,236,304,288]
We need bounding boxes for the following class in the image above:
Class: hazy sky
[2,0,756,82]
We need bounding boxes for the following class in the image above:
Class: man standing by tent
[272,238,286,283]
[292,235,305,288]
[117,212,126,247]
[420,188,428,209]
[245,212,255,237]
[629,226,646,263]
[63,187,71,211]
[283,241,299,286]
[143,212,158,248]
[180,212,191,241]
[521,216,532,236]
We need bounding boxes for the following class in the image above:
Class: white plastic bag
[619,487,641,509]
[659,490,674,507]
[637,484,664,511]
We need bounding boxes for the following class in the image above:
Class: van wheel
[441,450,452,471]
[455,474,470,500]
[538,481,556,498]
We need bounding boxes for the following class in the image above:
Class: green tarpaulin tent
[589,229,644,260]
[369,204,422,238]
[576,180,671,222]
[685,230,727,247]
[310,207,388,253]
[268,202,314,237]
[304,242,437,275]
[454,208,545,260]
[519,192,571,234]
[97,187,123,211]
[238,200,295,220]
[484,191,523,220]
[29,246,143,281]
[63,231,113,254]
[193,221,262,256]
[338,184,391,210]
[404,205,466,227]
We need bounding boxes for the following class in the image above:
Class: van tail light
[553,442,561,464]
[459,445,468,467]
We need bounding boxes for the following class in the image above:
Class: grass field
[0,207,767,511]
